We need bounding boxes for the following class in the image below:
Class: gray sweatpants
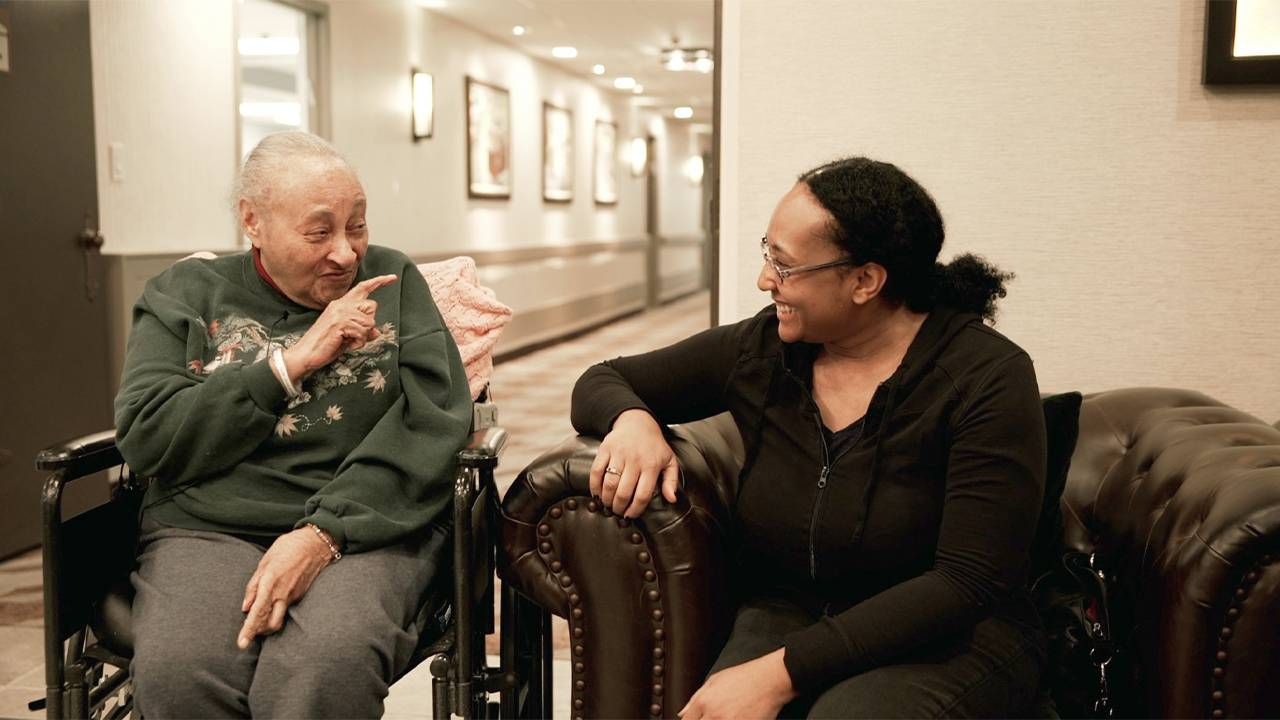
[129,517,447,719]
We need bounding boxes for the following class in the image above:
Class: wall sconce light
[411,69,434,141]
[682,154,704,185]
[629,137,648,177]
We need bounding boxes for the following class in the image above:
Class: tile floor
[0,292,710,720]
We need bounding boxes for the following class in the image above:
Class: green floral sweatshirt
[114,246,473,553]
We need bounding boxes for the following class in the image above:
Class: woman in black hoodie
[571,157,1046,718]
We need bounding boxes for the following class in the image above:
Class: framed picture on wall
[1203,0,1280,85]
[593,120,619,205]
[543,103,573,202]
[465,77,512,198]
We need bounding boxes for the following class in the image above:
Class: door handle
[77,214,105,302]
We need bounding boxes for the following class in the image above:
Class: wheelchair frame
[32,426,553,720]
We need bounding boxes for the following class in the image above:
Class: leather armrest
[1132,420,1280,718]
[499,413,744,719]
[1068,390,1280,717]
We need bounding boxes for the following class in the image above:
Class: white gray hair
[232,131,355,229]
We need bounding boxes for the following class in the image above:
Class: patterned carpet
[0,291,710,717]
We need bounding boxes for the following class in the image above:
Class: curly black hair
[799,157,1012,321]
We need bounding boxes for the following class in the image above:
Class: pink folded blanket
[416,257,513,399]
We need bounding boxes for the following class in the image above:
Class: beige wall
[650,116,710,239]
[327,1,648,255]
[89,0,240,254]
[719,0,1280,421]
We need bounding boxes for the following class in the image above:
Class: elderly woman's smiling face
[243,156,369,309]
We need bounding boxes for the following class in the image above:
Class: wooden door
[0,0,112,559]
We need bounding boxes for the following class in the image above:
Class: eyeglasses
[759,236,856,284]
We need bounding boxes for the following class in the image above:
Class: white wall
[89,0,653,256]
[651,116,709,239]
[90,0,239,254]
[327,1,647,255]
[719,0,1280,421]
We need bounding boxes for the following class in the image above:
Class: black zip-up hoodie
[571,305,1046,696]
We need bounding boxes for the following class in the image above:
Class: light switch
[109,142,125,182]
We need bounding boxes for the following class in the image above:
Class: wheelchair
[31,406,552,719]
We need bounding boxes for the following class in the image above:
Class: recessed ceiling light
[673,106,693,119]
[512,25,526,36]
[415,0,446,8]
[592,64,605,75]
[632,84,644,94]
[552,46,578,59]
[613,76,636,90]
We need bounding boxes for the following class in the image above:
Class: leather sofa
[498,388,1280,718]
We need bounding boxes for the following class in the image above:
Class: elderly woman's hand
[282,274,398,381]
[236,526,336,649]
[590,408,680,518]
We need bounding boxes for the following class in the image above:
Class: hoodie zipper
[808,416,832,581]
[804,384,879,582]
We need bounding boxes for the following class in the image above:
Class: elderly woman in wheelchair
[111,131,474,718]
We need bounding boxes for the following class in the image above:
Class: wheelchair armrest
[457,426,507,470]
[35,429,123,478]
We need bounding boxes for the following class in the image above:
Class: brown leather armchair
[498,388,1280,718]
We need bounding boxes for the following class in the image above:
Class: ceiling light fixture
[632,84,644,94]
[512,25,526,36]
[673,106,693,119]
[592,64,605,75]
[415,0,447,8]
[552,46,578,59]
[660,45,713,73]
[613,76,636,90]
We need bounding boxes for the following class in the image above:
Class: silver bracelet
[268,346,302,399]
[307,523,342,561]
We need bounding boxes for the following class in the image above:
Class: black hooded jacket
[571,305,1046,695]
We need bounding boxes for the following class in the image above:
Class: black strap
[1063,551,1115,718]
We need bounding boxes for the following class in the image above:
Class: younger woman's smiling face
[757,183,860,343]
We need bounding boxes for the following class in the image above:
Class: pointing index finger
[345,274,398,300]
